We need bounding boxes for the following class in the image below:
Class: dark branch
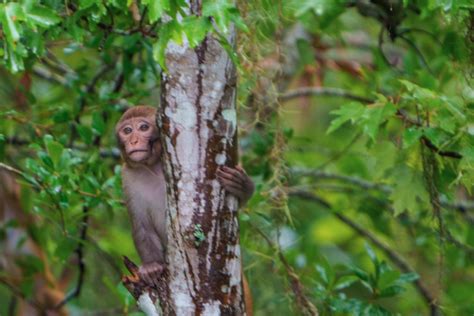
[280,87,373,103]
[3,137,121,159]
[290,168,474,224]
[421,136,462,159]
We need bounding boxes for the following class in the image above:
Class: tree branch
[280,87,463,159]
[288,189,441,316]
[421,136,462,159]
[121,257,164,316]
[280,87,373,103]
[291,168,474,222]
[251,224,319,316]
[32,65,68,86]
[3,137,121,159]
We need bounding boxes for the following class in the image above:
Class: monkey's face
[117,117,159,163]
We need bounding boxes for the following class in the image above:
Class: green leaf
[77,125,94,145]
[398,272,419,283]
[1,3,23,45]
[203,0,234,33]
[379,284,405,297]
[153,21,177,71]
[334,275,358,290]
[362,102,397,141]
[181,16,211,48]
[399,79,442,109]
[403,127,423,148]
[365,243,378,266]
[423,127,449,147]
[389,165,429,216]
[17,254,44,275]
[327,102,366,134]
[378,270,400,289]
[6,42,26,72]
[55,238,77,261]
[227,7,248,33]
[460,147,474,163]
[142,0,169,22]
[92,112,106,135]
[53,109,72,123]
[315,264,329,285]
[44,136,64,167]
[351,266,370,282]
[38,151,54,170]
[79,0,97,10]
[26,6,61,27]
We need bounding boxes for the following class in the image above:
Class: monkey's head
[115,106,161,167]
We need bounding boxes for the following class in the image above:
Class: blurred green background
[0,1,473,315]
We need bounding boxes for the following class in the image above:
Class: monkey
[116,106,254,310]
[0,169,69,316]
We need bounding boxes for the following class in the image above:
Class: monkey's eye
[123,127,133,134]
[139,124,149,131]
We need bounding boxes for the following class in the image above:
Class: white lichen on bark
[159,9,244,314]
[138,293,162,316]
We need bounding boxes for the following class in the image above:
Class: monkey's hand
[217,165,255,206]
[138,261,164,288]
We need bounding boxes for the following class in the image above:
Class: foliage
[0,0,473,315]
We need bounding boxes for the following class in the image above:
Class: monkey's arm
[217,166,255,205]
[130,213,164,286]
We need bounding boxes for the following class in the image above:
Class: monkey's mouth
[128,149,148,155]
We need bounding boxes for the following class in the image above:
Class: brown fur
[117,106,253,315]
[116,105,156,133]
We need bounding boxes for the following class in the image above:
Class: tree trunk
[122,4,243,314]
[122,4,242,315]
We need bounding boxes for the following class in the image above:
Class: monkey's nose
[130,136,139,144]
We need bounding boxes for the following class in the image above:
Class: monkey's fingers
[140,263,164,289]
[220,179,246,200]
[221,166,248,185]
[139,267,152,286]
[152,268,163,288]
[140,270,150,285]
[217,169,245,188]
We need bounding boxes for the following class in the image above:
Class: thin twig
[398,34,434,75]
[290,168,474,218]
[421,136,462,159]
[444,230,474,256]
[251,223,319,316]
[280,87,373,103]
[316,132,362,169]
[0,162,23,177]
[0,277,42,310]
[32,66,68,86]
[3,137,121,159]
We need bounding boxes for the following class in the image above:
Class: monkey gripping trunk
[156,9,244,316]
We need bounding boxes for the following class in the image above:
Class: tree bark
[123,4,242,315]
